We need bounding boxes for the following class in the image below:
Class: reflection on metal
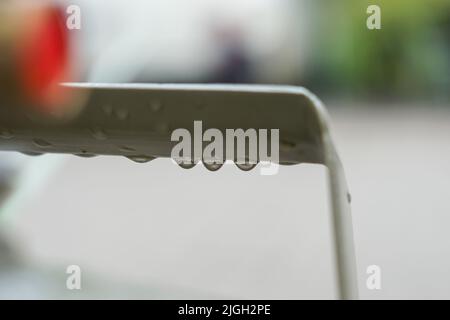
[0,83,358,299]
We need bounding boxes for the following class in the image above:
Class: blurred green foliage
[310,0,450,101]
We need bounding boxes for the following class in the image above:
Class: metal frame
[0,83,358,299]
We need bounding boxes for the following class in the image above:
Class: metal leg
[324,140,359,300]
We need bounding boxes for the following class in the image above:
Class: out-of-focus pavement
[1,105,450,299]
[332,105,450,299]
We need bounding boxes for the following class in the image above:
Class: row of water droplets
[1,101,258,171]
[89,100,160,163]
[180,161,258,172]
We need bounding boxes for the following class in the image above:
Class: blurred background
[0,0,449,299]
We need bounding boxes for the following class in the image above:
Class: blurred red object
[16,5,69,112]
[0,2,75,115]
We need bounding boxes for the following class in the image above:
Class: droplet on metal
[127,155,155,163]
[235,162,258,171]
[150,100,162,112]
[118,146,136,153]
[279,161,297,166]
[75,152,96,158]
[280,139,296,152]
[178,161,197,169]
[90,127,108,140]
[0,128,14,139]
[21,151,44,156]
[203,161,223,172]
[155,122,169,134]
[115,108,129,120]
[33,139,52,148]
[102,104,113,116]
[75,154,96,158]
[347,192,352,203]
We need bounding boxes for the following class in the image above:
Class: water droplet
[102,104,113,116]
[279,161,297,166]
[347,192,352,203]
[90,127,108,140]
[0,128,13,139]
[115,108,129,120]
[150,101,162,112]
[33,139,52,148]
[280,140,296,151]
[21,151,43,156]
[235,162,258,171]
[127,155,155,163]
[178,161,197,169]
[75,151,96,158]
[118,146,136,153]
[203,161,223,172]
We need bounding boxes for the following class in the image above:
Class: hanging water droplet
[127,155,155,163]
[33,139,52,148]
[21,151,43,156]
[347,192,352,203]
[90,127,108,140]
[203,161,223,172]
[75,151,96,158]
[279,161,297,166]
[115,108,129,120]
[178,161,197,169]
[0,128,13,139]
[235,162,258,171]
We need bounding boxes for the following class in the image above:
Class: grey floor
[1,105,450,299]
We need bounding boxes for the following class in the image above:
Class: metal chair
[0,83,358,299]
